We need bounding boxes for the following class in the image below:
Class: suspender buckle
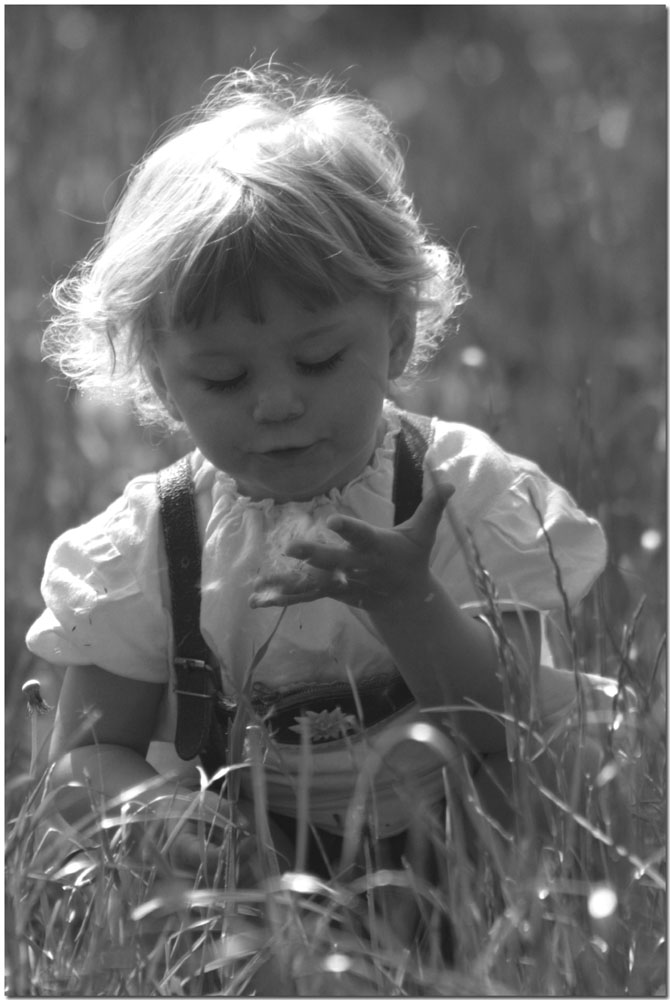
[174,656,210,672]
[173,658,220,700]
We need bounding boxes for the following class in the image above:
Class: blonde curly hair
[44,65,468,427]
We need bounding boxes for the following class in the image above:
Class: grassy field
[5,6,666,996]
[6,569,666,996]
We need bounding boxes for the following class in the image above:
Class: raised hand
[250,481,455,614]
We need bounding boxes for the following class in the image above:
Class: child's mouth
[261,444,315,458]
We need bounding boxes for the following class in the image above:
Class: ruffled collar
[192,401,402,515]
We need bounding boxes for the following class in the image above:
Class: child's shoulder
[42,470,164,580]
[424,416,561,526]
[427,417,537,479]
[84,450,216,532]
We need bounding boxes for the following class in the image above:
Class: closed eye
[200,349,344,390]
[297,350,345,375]
[202,373,246,392]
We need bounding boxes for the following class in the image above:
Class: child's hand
[162,791,254,884]
[250,481,455,613]
[134,790,253,886]
[148,792,294,886]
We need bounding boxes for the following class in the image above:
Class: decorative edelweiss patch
[289,706,359,742]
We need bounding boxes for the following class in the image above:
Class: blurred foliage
[6,6,666,765]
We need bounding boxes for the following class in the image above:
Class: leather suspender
[157,409,434,771]
[157,456,232,770]
[393,410,433,525]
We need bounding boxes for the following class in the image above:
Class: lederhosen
[156,409,435,876]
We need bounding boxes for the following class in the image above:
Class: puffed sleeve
[426,422,607,613]
[26,475,173,685]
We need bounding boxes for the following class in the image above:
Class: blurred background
[6,6,666,772]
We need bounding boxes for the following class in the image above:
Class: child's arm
[251,485,588,754]
[48,664,240,874]
[360,574,585,752]
[49,664,173,818]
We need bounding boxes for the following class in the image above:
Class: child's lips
[259,442,316,458]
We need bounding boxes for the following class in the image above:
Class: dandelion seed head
[588,884,618,920]
[260,510,345,590]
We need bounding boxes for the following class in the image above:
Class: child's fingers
[250,562,353,607]
[251,587,321,608]
[169,829,214,874]
[402,481,455,541]
[429,479,456,505]
[284,540,351,569]
[324,514,377,550]
[419,480,456,517]
[170,830,246,882]
[250,579,345,608]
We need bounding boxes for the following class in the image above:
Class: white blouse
[27,407,607,834]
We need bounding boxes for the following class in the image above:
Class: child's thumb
[406,479,455,540]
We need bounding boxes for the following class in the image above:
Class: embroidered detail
[289,706,359,742]
[251,672,400,706]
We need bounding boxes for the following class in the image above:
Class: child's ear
[388,314,415,380]
[145,352,183,423]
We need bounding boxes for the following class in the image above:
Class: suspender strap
[157,456,231,766]
[157,455,209,665]
[393,410,434,525]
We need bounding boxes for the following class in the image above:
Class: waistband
[253,672,415,745]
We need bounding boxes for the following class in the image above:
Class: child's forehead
[169,243,367,323]
[171,281,389,354]
[219,275,326,320]
[191,279,374,334]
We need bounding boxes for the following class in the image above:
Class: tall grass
[6,564,666,996]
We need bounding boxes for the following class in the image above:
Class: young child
[28,67,608,887]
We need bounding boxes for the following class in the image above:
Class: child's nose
[252,382,305,423]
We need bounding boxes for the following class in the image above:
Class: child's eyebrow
[295,321,345,342]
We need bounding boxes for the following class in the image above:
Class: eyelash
[202,374,245,393]
[202,351,345,392]
[298,351,344,375]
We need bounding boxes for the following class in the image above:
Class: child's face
[150,279,410,502]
